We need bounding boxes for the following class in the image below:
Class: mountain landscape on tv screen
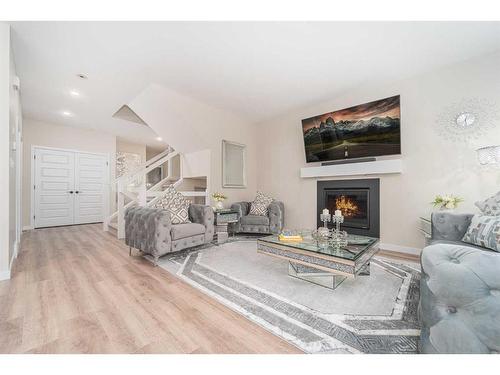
[302,95,401,162]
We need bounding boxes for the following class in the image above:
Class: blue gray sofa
[230,201,284,234]
[125,205,214,265]
[419,211,500,353]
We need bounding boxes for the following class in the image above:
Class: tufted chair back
[431,212,474,242]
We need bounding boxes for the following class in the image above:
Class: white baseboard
[379,242,422,256]
[22,225,33,231]
[0,269,10,281]
[10,240,19,267]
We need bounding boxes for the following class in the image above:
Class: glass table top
[257,234,379,260]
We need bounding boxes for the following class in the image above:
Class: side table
[214,209,239,244]
[419,216,432,246]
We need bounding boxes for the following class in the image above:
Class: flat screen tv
[302,95,401,163]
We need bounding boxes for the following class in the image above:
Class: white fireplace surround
[300,158,402,178]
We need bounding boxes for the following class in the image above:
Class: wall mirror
[222,140,246,188]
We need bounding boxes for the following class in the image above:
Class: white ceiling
[10,21,500,146]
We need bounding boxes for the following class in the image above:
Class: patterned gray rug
[156,238,421,354]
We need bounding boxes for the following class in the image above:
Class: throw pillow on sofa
[475,191,500,216]
[249,191,273,216]
[462,214,500,252]
[154,184,190,224]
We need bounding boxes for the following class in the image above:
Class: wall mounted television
[302,95,401,163]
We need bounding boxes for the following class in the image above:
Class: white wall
[0,22,22,280]
[256,51,500,252]
[0,23,10,279]
[9,30,22,270]
[129,84,258,207]
[22,119,117,228]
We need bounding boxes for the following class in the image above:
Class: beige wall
[116,138,146,162]
[256,51,500,252]
[22,119,117,227]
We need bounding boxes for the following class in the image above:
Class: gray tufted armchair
[125,204,214,265]
[230,201,284,234]
[419,212,500,353]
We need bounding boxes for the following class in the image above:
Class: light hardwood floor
[0,224,301,354]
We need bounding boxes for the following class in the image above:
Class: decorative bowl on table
[329,230,348,250]
[312,228,331,248]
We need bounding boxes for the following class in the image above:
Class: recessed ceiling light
[156,137,163,141]
[62,111,74,117]
[76,73,88,80]
[69,90,80,97]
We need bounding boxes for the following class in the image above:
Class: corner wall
[0,23,10,279]
[256,51,500,252]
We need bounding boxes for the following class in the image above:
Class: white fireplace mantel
[300,158,402,178]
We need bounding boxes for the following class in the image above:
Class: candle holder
[330,214,348,250]
[319,213,331,229]
[313,213,331,247]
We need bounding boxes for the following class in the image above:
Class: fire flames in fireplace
[335,195,359,218]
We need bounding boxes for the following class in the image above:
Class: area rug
[156,239,421,354]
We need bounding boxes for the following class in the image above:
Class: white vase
[215,201,224,210]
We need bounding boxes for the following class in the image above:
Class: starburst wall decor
[435,98,499,143]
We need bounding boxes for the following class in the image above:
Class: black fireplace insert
[317,179,380,238]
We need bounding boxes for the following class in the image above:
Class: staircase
[103,147,209,239]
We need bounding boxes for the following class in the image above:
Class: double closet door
[33,147,108,228]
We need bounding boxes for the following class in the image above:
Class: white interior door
[34,148,75,228]
[74,152,108,224]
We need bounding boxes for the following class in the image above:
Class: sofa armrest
[230,202,250,233]
[431,212,474,242]
[189,204,215,243]
[268,201,284,234]
[125,206,172,260]
[419,243,500,353]
[231,202,250,217]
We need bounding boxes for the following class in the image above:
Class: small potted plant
[212,192,227,210]
[431,194,463,211]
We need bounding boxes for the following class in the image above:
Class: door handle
[69,191,74,194]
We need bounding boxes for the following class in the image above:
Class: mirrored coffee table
[257,234,379,289]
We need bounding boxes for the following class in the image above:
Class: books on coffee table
[278,234,303,242]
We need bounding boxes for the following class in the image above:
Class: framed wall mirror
[222,140,246,188]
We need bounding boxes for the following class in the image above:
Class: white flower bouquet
[431,194,463,210]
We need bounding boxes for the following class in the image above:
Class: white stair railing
[103,147,209,240]
[104,148,179,238]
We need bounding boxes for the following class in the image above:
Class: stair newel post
[117,180,126,239]
[103,181,112,232]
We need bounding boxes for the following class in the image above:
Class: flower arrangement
[431,194,463,210]
[212,192,227,202]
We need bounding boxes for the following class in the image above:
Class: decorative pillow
[154,185,190,224]
[475,191,500,216]
[249,191,273,216]
[462,214,500,252]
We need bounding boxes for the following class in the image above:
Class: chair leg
[129,246,132,256]
[153,256,159,267]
